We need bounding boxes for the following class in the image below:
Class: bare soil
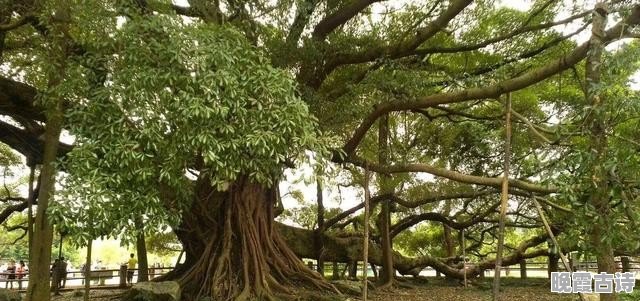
[38,278,582,301]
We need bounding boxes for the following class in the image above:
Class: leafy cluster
[52,16,321,244]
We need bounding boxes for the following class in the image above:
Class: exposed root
[174,178,340,300]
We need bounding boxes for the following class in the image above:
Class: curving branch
[389,202,501,238]
[347,156,555,194]
[324,189,495,229]
[0,15,36,32]
[0,198,29,224]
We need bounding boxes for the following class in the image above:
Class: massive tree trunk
[168,177,338,300]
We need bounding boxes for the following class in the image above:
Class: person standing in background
[5,260,15,289]
[127,253,137,285]
[58,257,68,288]
[16,261,25,290]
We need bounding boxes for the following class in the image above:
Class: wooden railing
[0,266,174,290]
[303,257,640,279]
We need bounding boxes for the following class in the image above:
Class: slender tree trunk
[370,263,378,280]
[84,240,92,301]
[167,177,337,300]
[0,4,8,62]
[443,201,455,259]
[26,7,70,300]
[315,179,325,276]
[443,202,455,281]
[547,254,559,278]
[462,229,467,288]
[135,217,149,282]
[492,93,512,301]
[378,114,395,287]
[27,165,36,262]
[348,261,358,280]
[443,225,455,257]
[362,168,370,301]
[585,3,615,301]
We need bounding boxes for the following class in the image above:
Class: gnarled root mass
[173,178,339,301]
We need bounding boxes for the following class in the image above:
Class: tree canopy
[1,0,640,300]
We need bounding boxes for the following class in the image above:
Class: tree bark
[443,225,455,257]
[362,168,370,300]
[135,216,149,282]
[167,177,337,300]
[332,262,339,280]
[547,254,559,278]
[84,240,92,301]
[519,259,527,279]
[378,114,395,287]
[585,3,616,301]
[492,93,512,301]
[315,179,325,276]
[27,164,36,262]
[25,6,69,301]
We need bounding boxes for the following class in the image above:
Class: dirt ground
[368,277,578,301]
[30,278,594,301]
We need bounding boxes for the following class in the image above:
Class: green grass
[620,289,640,301]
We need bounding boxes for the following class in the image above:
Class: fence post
[569,257,574,272]
[332,262,339,280]
[622,257,631,273]
[348,261,358,280]
[519,259,527,279]
[119,265,127,288]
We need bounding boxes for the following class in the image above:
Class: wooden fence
[0,266,174,291]
[304,257,640,279]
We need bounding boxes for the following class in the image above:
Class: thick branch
[0,119,72,164]
[0,75,45,122]
[0,198,29,224]
[312,0,382,40]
